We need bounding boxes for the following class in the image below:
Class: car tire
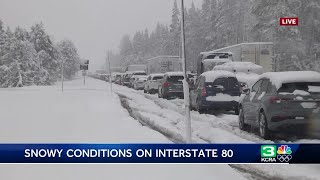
[238,107,249,131]
[144,89,147,93]
[259,111,271,139]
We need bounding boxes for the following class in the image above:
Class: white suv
[144,74,164,94]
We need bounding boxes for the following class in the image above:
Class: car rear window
[207,77,240,90]
[134,72,146,76]
[278,82,320,94]
[153,76,163,80]
[167,76,184,83]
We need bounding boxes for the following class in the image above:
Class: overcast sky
[0,0,199,71]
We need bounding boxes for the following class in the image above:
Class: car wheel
[259,111,271,139]
[238,107,249,131]
[144,88,147,93]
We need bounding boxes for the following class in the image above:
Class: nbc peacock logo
[276,145,292,163]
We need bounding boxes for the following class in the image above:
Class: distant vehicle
[129,71,147,88]
[123,72,134,87]
[144,74,164,94]
[188,72,197,89]
[197,52,232,76]
[120,73,126,85]
[115,73,124,85]
[125,65,147,72]
[203,42,274,73]
[158,72,184,99]
[111,73,119,82]
[147,56,182,74]
[213,62,264,90]
[239,71,320,139]
[133,76,148,90]
[190,70,241,114]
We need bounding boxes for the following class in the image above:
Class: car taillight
[163,82,170,87]
[270,96,292,103]
[201,87,207,97]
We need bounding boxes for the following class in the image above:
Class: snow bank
[206,93,240,102]
[213,62,264,74]
[201,70,236,82]
[260,71,320,89]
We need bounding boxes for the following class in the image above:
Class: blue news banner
[0,144,318,164]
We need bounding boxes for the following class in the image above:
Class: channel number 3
[261,145,276,158]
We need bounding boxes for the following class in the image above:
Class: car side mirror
[242,88,250,95]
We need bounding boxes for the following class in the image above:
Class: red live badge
[280,17,298,26]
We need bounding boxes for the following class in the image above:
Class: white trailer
[201,42,274,73]
[147,56,182,74]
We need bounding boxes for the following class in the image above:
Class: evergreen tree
[169,0,181,56]
[57,39,81,80]
[30,23,59,81]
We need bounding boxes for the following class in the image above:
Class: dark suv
[239,71,320,139]
[158,72,184,99]
[190,71,240,114]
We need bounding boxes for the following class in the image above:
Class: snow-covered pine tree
[56,39,81,80]
[169,0,181,56]
[30,23,59,82]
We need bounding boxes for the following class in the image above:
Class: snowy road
[0,77,245,180]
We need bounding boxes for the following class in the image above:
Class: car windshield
[167,76,184,83]
[278,82,320,94]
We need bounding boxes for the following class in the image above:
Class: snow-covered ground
[0,77,244,180]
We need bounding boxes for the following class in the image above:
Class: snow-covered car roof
[137,76,148,80]
[235,72,260,87]
[213,62,263,74]
[165,72,184,77]
[150,73,164,77]
[132,71,146,74]
[201,70,236,82]
[260,71,320,89]
[202,58,232,63]
[132,75,147,78]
